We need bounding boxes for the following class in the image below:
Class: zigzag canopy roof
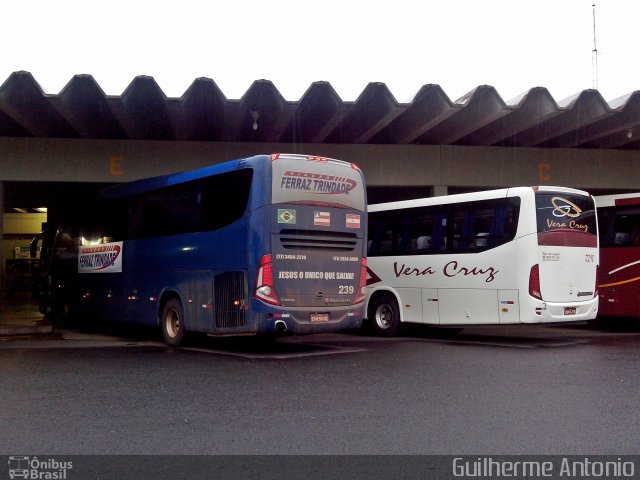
[1,71,639,149]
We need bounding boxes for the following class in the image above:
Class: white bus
[365,186,599,335]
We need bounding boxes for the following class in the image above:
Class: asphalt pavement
[0,299,51,336]
[2,316,640,458]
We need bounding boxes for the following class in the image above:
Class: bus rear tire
[161,298,185,346]
[368,293,401,337]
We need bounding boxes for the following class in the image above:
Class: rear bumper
[524,297,599,323]
[254,303,365,335]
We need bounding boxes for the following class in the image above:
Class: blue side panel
[122,219,253,331]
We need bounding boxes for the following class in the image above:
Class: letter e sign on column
[110,156,125,176]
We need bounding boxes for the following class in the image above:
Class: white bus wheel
[368,293,401,337]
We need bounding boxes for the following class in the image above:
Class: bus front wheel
[368,293,401,337]
[161,298,185,346]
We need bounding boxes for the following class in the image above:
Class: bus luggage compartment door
[498,290,519,324]
[438,288,498,325]
[420,288,440,325]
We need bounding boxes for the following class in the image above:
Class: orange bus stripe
[599,275,640,288]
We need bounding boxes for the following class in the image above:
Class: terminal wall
[1,137,640,191]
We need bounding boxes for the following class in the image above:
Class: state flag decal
[346,214,361,228]
[314,211,331,227]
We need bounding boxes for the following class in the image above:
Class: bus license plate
[310,313,329,323]
[564,307,576,315]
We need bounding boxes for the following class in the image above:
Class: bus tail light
[594,265,599,298]
[529,264,543,300]
[353,258,368,304]
[255,254,281,305]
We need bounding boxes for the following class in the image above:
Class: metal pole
[592,4,599,90]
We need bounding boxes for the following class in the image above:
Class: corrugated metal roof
[1,70,639,149]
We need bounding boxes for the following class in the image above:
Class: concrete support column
[432,185,448,197]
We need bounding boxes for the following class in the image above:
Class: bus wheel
[368,293,401,337]
[161,298,185,346]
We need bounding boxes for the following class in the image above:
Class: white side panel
[394,288,423,324]
[438,289,499,325]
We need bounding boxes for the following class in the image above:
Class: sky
[1,0,638,104]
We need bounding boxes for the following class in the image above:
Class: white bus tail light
[255,254,281,305]
[529,264,543,300]
[353,258,368,304]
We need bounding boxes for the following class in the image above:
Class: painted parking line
[409,336,589,349]
[0,331,367,359]
[181,344,367,359]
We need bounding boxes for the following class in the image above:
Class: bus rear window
[271,157,365,210]
[535,192,597,236]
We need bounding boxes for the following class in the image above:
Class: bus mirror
[30,233,43,258]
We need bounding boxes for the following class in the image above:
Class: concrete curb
[0,321,53,336]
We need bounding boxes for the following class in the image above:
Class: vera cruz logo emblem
[551,196,582,218]
[544,196,591,234]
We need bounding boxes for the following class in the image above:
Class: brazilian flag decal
[278,209,296,224]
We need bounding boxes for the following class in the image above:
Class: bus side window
[166,186,200,234]
[410,216,435,253]
[472,207,493,249]
[612,210,640,245]
[488,200,519,248]
[201,169,253,231]
[397,218,411,254]
[378,228,394,255]
[452,209,473,251]
[368,214,395,256]
[597,209,614,247]
[433,215,447,252]
[139,203,168,238]
[409,211,443,253]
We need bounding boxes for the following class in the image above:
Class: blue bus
[32,153,368,345]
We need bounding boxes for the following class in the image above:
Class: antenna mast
[592,4,599,90]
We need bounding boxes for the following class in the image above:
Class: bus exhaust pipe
[274,320,288,333]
